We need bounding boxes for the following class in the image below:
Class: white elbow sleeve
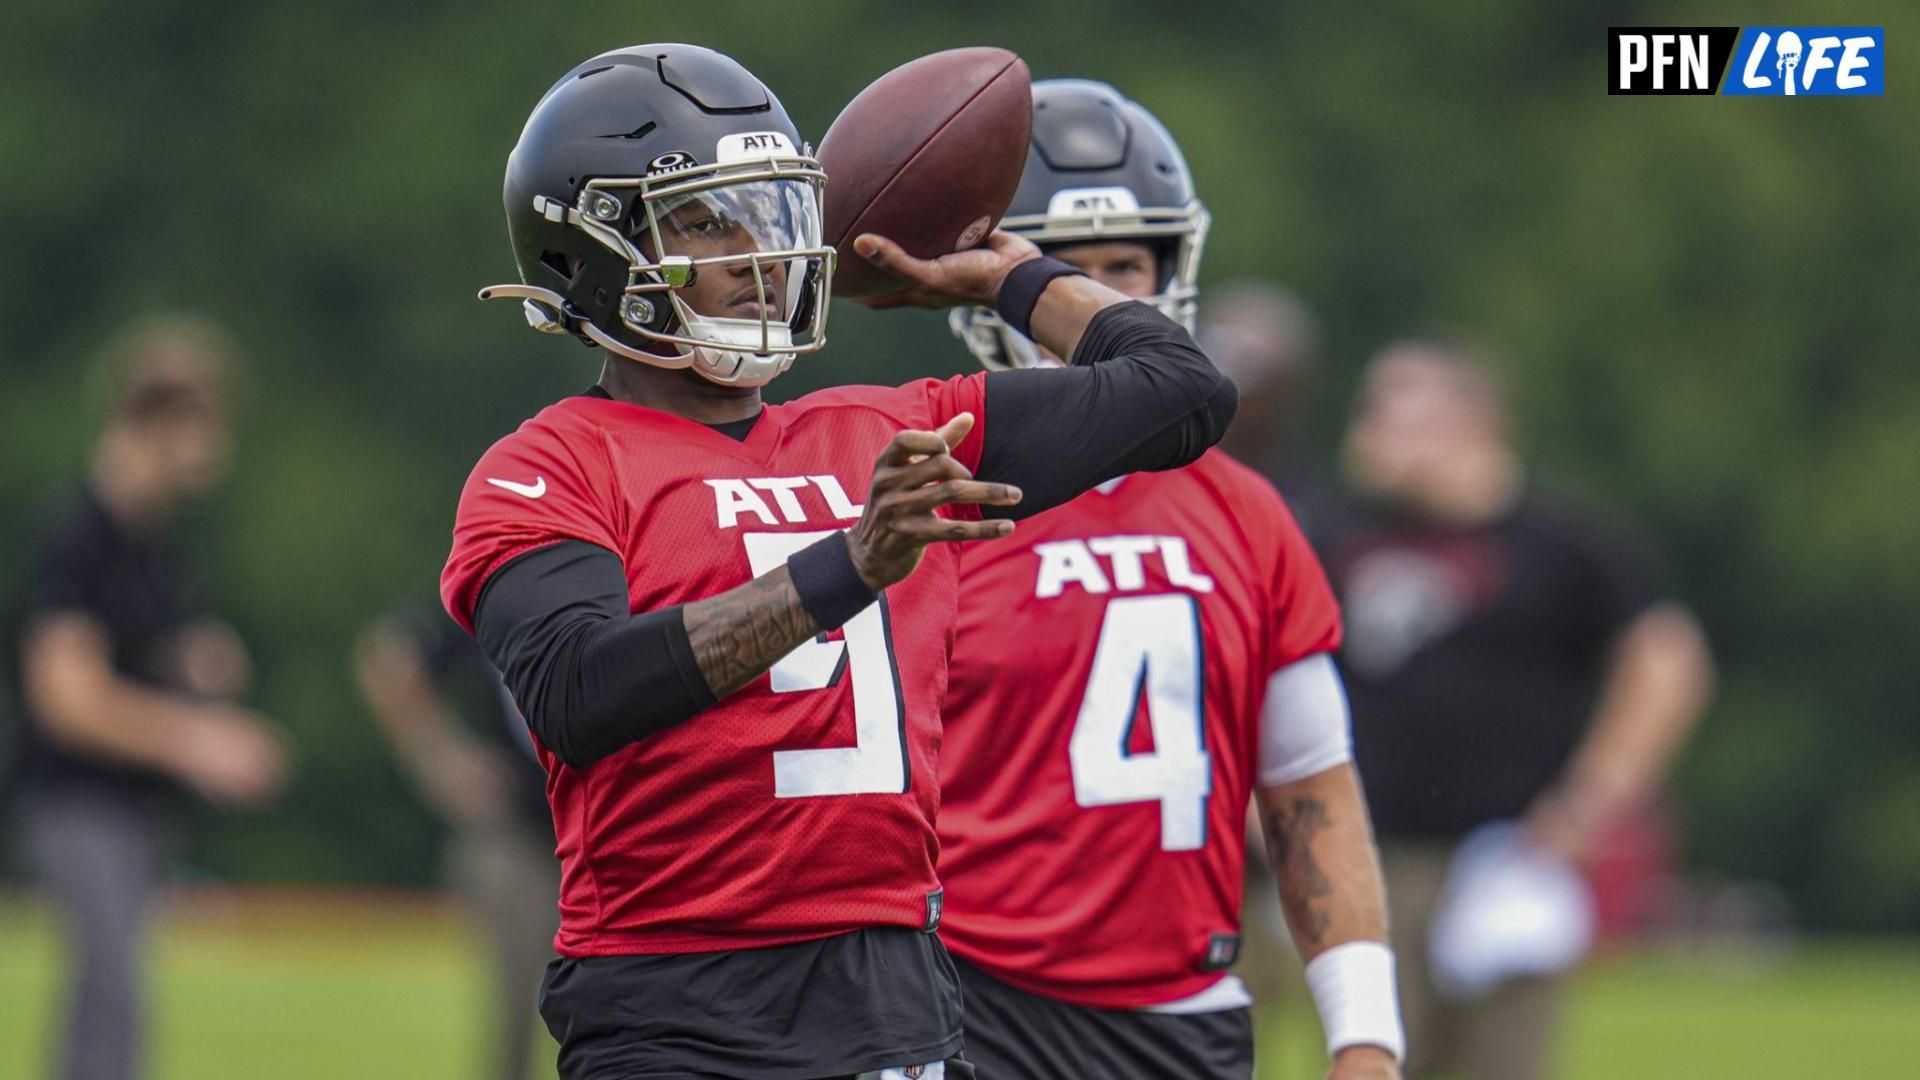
[1257,653,1353,787]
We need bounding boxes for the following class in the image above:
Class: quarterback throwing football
[441,46,1235,1079]
[936,80,1405,1079]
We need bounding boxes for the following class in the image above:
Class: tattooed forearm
[1265,794,1335,948]
[681,567,822,700]
[1257,765,1391,962]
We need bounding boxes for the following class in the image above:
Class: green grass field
[2,892,1915,1079]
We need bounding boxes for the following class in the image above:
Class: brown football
[818,47,1032,298]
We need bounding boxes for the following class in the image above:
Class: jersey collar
[568,390,787,466]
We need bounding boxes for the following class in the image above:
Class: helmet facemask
[486,142,836,388]
[950,190,1210,371]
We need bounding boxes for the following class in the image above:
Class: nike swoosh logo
[486,476,547,499]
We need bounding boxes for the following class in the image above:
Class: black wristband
[994,256,1086,340]
[787,531,879,631]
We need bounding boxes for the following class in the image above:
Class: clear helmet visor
[486,155,835,389]
[649,178,822,327]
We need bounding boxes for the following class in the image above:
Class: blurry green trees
[2,1,1914,929]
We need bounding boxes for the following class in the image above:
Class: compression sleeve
[472,532,871,769]
[974,301,1237,519]
[472,540,714,769]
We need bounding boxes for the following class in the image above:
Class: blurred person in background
[353,606,559,1080]
[1319,338,1714,1080]
[9,316,287,1080]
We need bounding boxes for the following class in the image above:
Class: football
[819,47,1033,298]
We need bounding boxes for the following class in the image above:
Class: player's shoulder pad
[1195,448,1281,493]
[461,399,602,486]
[783,374,989,471]
[786,377,943,421]
[1188,449,1293,518]
[443,401,622,634]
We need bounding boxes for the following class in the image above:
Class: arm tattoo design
[1266,794,1335,948]
[682,567,822,700]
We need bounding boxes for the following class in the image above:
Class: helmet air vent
[599,120,657,141]
[655,49,772,114]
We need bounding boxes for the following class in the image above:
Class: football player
[937,80,1405,1080]
[441,46,1237,1080]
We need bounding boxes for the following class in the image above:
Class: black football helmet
[951,79,1210,370]
[483,44,835,387]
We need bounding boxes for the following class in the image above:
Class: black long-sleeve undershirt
[476,300,1235,767]
[980,300,1237,517]
[474,540,714,768]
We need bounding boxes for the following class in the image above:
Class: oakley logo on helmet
[646,151,698,174]
[1046,186,1140,217]
[717,131,797,162]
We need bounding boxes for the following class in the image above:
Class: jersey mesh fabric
[442,375,988,955]
[937,450,1341,1008]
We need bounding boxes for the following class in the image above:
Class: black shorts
[541,927,965,1079]
[954,956,1253,1080]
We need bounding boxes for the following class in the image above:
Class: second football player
[934,80,1406,1080]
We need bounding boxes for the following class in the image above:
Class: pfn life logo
[1609,27,1883,95]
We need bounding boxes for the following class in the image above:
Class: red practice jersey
[937,451,1342,1009]
[441,376,988,956]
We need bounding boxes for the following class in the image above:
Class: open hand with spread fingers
[847,412,1021,589]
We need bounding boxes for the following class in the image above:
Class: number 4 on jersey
[1068,593,1211,851]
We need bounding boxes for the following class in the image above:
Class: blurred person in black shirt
[11,316,287,1080]
[1321,339,1713,1080]
[353,606,559,1080]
